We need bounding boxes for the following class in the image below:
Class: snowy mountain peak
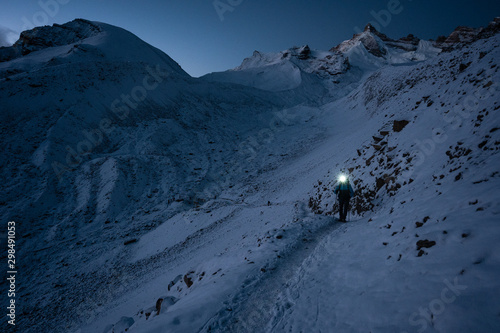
[0,19,101,62]
[0,19,188,78]
[202,44,349,94]
[362,23,392,43]
[333,22,422,57]
[487,16,500,33]
[338,28,388,57]
[295,45,311,59]
[363,22,377,32]
[235,45,313,71]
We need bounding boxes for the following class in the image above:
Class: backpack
[338,183,351,200]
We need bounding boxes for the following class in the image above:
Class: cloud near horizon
[0,26,19,47]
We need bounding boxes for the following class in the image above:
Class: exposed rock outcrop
[0,19,101,62]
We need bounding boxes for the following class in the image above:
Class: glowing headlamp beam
[338,174,347,183]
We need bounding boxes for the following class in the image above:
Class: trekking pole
[348,207,350,222]
[335,194,338,220]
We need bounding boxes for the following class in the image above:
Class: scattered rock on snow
[156,298,163,315]
[393,120,409,132]
[184,272,195,288]
[124,238,137,245]
[416,239,436,250]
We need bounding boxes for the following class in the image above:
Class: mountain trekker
[334,175,354,222]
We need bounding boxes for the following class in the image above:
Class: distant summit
[203,16,500,96]
[435,17,500,48]
[0,18,188,77]
[0,19,101,62]
[333,22,421,57]
[336,17,500,56]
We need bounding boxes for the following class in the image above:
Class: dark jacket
[334,182,354,200]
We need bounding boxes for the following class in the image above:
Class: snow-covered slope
[1,18,499,333]
[0,19,302,332]
[89,31,499,333]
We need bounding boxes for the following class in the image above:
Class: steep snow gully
[1,18,500,333]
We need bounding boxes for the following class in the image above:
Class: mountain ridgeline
[0,17,499,333]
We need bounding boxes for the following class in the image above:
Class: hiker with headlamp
[334,174,354,222]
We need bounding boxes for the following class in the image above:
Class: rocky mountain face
[436,16,500,48]
[332,23,421,57]
[333,17,500,59]
[0,19,102,62]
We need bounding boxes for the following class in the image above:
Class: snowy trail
[200,205,349,332]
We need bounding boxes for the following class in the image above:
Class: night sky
[1,0,499,77]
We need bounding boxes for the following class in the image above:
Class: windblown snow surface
[1,18,500,333]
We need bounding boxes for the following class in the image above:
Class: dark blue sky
[1,0,499,77]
